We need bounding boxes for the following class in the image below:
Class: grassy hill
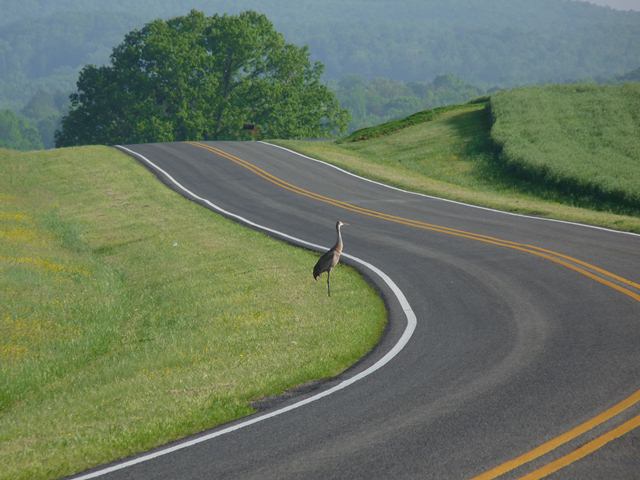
[274,84,640,233]
[490,83,640,212]
[0,146,385,480]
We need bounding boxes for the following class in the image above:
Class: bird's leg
[327,270,331,297]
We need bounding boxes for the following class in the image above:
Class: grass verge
[273,101,640,233]
[0,146,385,480]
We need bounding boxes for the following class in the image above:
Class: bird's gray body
[313,248,341,279]
[313,221,346,296]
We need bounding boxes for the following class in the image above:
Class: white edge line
[260,141,640,238]
[68,145,417,480]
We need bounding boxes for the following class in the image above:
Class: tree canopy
[55,10,349,146]
[332,74,484,131]
[3,0,640,112]
[0,110,43,150]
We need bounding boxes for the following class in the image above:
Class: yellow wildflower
[0,255,90,276]
[0,212,29,222]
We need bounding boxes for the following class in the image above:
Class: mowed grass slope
[491,83,640,212]
[275,90,640,233]
[0,146,385,480]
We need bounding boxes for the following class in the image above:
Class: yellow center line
[189,141,640,302]
[521,244,640,291]
[516,414,640,480]
[186,141,640,478]
[471,389,640,480]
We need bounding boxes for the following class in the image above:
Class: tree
[615,66,640,83]
[0,110,43,150]
[21,90,67,148]
[55,10,349,146]
[332,74,483,131]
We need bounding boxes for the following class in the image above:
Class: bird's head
[336,220,349,229]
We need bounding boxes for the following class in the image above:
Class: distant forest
[1,0,639,148]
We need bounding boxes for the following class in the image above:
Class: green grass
[490,83,640,212]
[339,99,488,143]
[273,94,640,233]
[0,146,386,480]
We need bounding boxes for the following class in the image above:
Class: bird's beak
[343,222,350,226]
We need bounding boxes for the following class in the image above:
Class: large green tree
[55,10,348,146]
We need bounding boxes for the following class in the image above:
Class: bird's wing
[313,249,335,279]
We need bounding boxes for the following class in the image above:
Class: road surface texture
[72,141,639,479]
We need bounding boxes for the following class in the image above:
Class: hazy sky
[580,0,640,10]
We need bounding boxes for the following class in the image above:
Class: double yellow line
[472,394,640,480]
[189,141,640,301]
[188,141,640,479]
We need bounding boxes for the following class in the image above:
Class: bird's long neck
[334,224,343,253]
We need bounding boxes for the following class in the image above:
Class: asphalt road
[74,141,639,479]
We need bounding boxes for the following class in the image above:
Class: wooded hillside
[2,0,639,109]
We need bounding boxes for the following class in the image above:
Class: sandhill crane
[313,220,348,296]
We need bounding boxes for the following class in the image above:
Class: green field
[274,86,640,233]
[0,146,385,480]
[491,83,640,212]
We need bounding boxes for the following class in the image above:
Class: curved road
[74,141,639,479]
